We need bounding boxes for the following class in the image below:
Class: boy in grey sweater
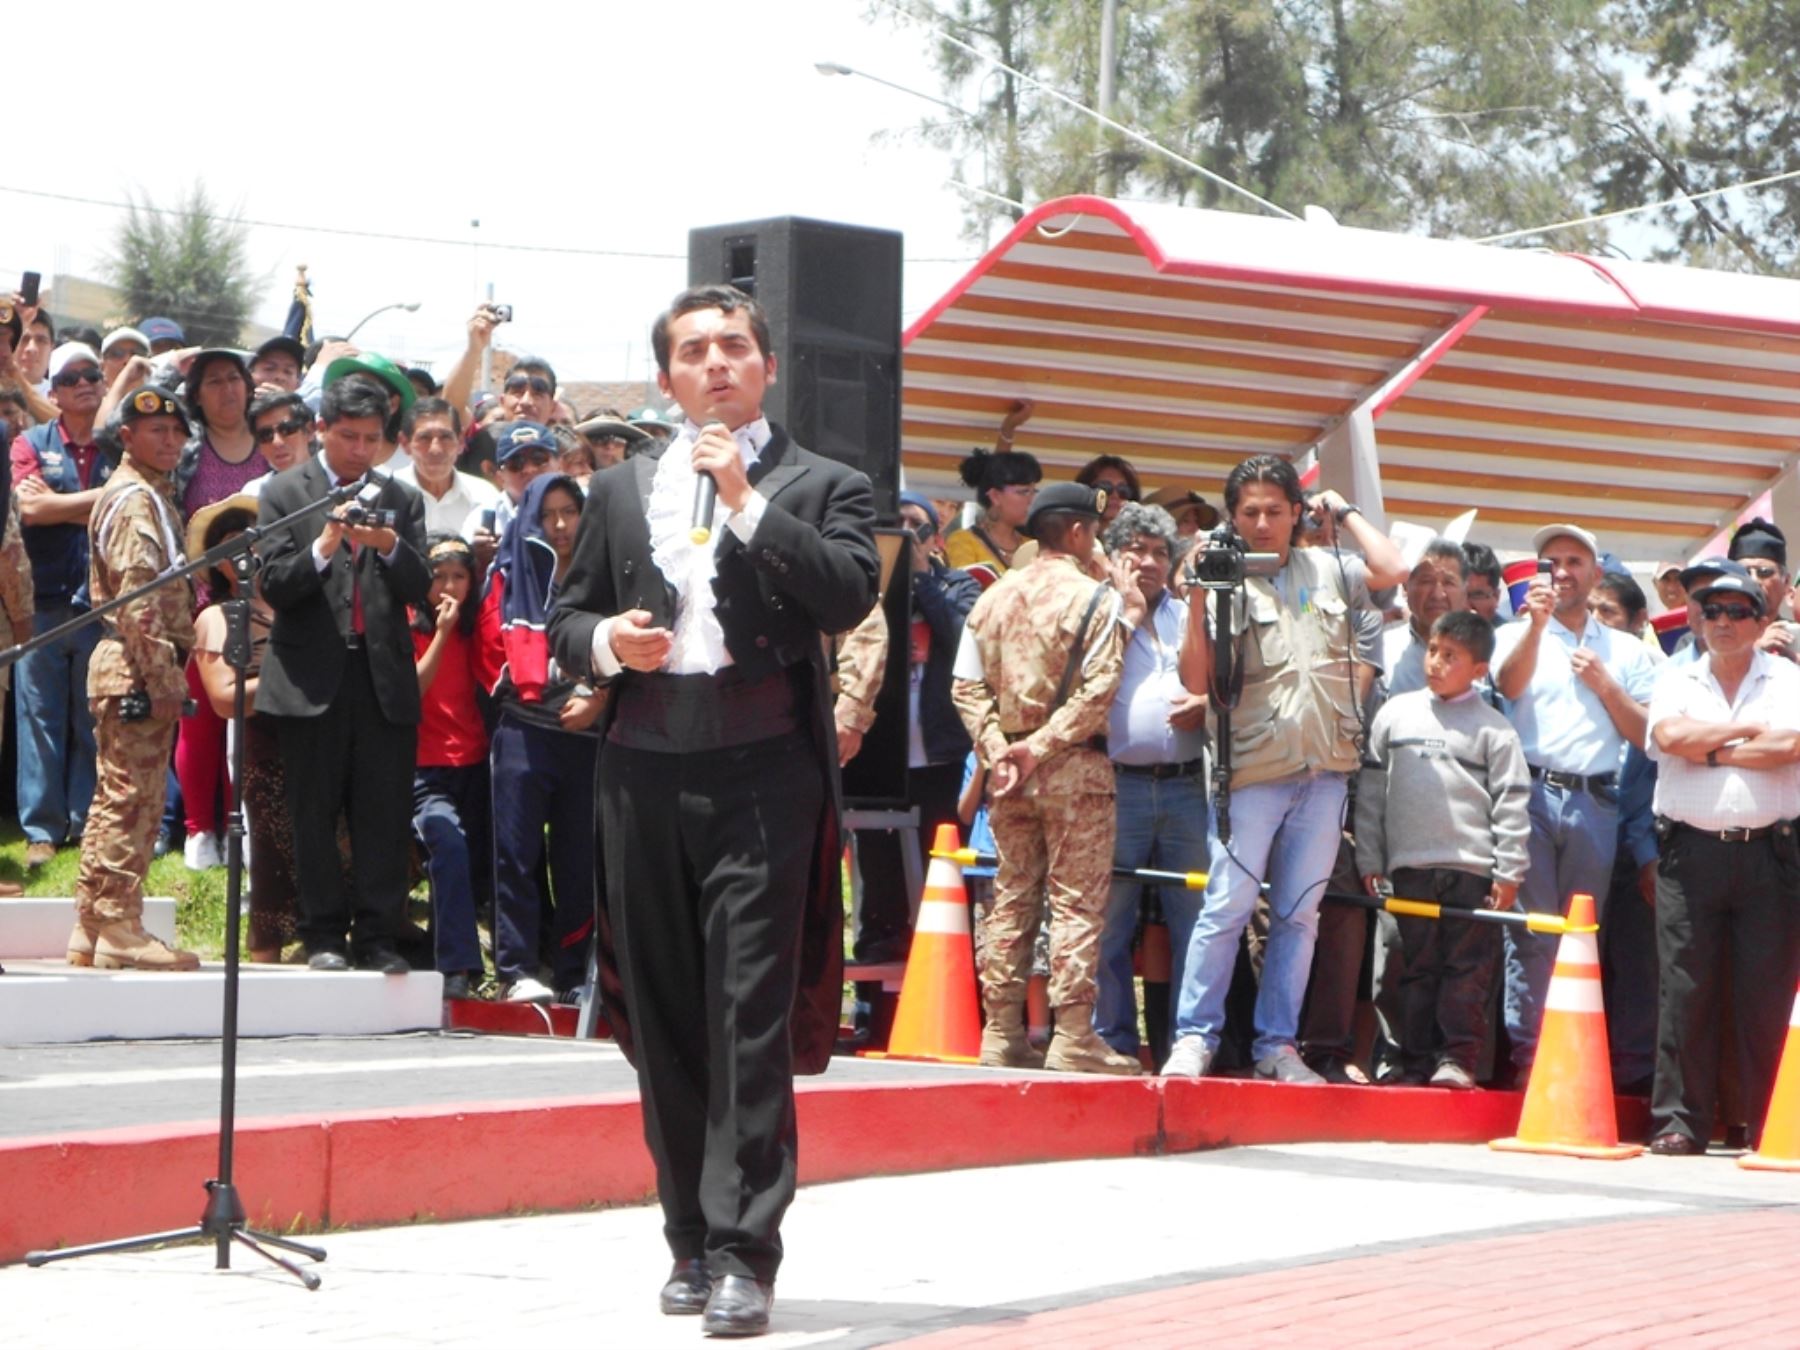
[1356,610,1531,1088]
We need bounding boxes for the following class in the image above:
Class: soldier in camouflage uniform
[952,482,1139,1074]
[832,596,888,765]
[68,386,200,971]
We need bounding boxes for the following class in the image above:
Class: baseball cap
[47,342,102,382]
[1728,517,1787,569]
[1690,572,1765,615]
[1678,555,1748,592]
[249,334,306,370]
[140,317,186,346]
[1531,522,1600,558]
[494,420,557,464]
[1652,560,1683,580]
[100,326,150,357]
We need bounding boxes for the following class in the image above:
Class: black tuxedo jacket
[255,455,431,724]
[548,426,880,1073]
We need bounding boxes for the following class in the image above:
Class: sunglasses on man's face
[504,375,554,397]
[52,367,104,388]
[504,448,553,469]
[1701,603,1757,622]
[1741,562,1783,581]
[254,416,309,445]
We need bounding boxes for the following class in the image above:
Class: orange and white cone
[1740,982,1800,1172]
[870,822,982,1065]
[1492,892,1643,1160]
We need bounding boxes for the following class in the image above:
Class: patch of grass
[0,821,244,961]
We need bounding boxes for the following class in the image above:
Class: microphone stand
[20,484,359,1290]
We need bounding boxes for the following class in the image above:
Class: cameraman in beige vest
[1162,455,1404,1081]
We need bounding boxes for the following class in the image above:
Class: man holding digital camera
[255,376,430,973]
[1164,454,1404,1082]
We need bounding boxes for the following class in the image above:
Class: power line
[1473,166,1800,244]
[0,183,980,266]
[873,0,1299,221]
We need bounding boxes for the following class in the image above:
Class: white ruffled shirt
[590,417,772,678]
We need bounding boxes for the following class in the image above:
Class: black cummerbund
[609,664,803,753]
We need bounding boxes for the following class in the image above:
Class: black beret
[1023,482,1107,537]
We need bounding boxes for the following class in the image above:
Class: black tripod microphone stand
[16,484,362,1289]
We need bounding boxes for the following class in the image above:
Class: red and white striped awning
[901,196,1800,560]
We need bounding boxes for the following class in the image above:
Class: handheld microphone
[689,419,727,546]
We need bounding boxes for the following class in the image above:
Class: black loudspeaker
[687,216,902,520]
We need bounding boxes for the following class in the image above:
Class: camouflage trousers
[985,790,1115,1010]
[75,697,176,925]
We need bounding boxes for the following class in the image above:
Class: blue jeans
[1502,777,1618,1070]
[490,717,598,988]
[414,762,492,975]
[14,604,99,845]
[1174,771,1348,1061]
[1096,770,1209,1055]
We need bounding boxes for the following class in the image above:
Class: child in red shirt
[412,534,491,999]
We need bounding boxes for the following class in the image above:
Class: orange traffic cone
[1740,982,1800,1173]
[870,823,982,1065]
[1492,893,1643,1160]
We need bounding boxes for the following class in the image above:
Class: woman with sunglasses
[1075,454,1142,527]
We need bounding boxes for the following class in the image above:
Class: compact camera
[488,303,514,323]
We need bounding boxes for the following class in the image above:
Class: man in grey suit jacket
[255,375,429,972]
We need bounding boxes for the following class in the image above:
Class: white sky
[1,0,985,384]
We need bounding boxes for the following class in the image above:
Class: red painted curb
[0,1072,1651,1265]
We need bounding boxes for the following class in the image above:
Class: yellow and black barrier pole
[932,848,1575,937]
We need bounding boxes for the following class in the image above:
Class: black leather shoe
[442,972,473,1001]
[659,1258,712,1315]
[701,1274,773,1337]
[1648,1131,1705,1156]
[306,950,350,972]
[355,945,409,975]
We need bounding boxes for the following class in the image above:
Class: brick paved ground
[4,1142,1796,1348]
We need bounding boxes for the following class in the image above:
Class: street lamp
[344,300,421,342]
[815,60,1011,240]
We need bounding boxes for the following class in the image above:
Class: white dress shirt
[393,462,500,540]
[1108,590,1205,766]
[1646,648,1800,830]
[590,418,772,678]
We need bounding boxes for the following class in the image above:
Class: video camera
[1186,526,1282,591]
[343,502,399,530]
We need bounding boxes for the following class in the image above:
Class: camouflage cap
[1022,481,1107,537]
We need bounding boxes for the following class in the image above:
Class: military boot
[979,1002,1046,1069]
[1044,1005,1142,1075]
[66,919,99,967]
[92,920,201,972]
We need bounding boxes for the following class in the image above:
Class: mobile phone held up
[19,272,40,307]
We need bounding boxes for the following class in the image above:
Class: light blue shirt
[1108,591,1206,767]
[1380,623,1428,697]
[1491,611,1656,776]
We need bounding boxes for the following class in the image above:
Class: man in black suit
[255,375,430,973]
[549,284,877,1338]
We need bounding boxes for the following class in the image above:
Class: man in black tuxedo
[255,375,430,972]
[549,284,877,1337]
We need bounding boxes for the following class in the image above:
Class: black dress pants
[1652,824,1800,1147]
[1391,866,1499,1076]
[600,730,823,1284]
[277,648,416,958]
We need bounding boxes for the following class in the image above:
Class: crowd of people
[0,291,669,998]
[2,280,1798,1165]
[854,426,1798,1160]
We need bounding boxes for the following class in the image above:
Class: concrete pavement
[7,1141,1798,1347]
